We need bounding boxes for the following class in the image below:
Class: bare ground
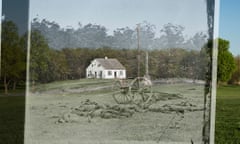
[25,81,206,144]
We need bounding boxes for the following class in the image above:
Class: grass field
[215,85,240,144]
[0,95,25,144]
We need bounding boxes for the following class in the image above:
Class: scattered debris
[56,113,80,124]
[55,97,203,124]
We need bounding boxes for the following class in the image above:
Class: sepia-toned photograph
[25,0,214,143]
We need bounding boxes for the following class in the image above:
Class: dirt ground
[25,80,206,144]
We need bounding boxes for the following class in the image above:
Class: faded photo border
[210,0,220,143]
[25,0,219,144]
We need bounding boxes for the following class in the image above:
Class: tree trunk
[13,81,17,90]
[4,74,8,95]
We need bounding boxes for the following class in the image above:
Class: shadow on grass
[0,93,25,144]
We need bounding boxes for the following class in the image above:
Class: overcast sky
[30,0,208,37]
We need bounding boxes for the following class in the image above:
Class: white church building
[86,57,126,79]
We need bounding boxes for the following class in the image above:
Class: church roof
[95,58,125,70]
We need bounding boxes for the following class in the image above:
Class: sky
[2,0,29,34]
[30,0,208,37]
[219,0,239,56]
[1,0,238,56]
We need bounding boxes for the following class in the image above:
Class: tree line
[29,28,209,84]
[28,30,240,85]
[207,38,239,85]
[1,21,27,94]
[1,20,239,94]
[229,55,240,84]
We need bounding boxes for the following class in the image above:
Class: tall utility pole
[137,24,140,78]
[145,51,150,79]
[136,24,150,79]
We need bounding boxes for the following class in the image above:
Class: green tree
[30,30,50,84]
[1,21,25,94]
[217,38,236,83]
[47,49,69,81]
[229,55,240,84]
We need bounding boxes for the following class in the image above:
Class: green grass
[215,85,240,144]
[0,90,25,144]
[1,81,240,143]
